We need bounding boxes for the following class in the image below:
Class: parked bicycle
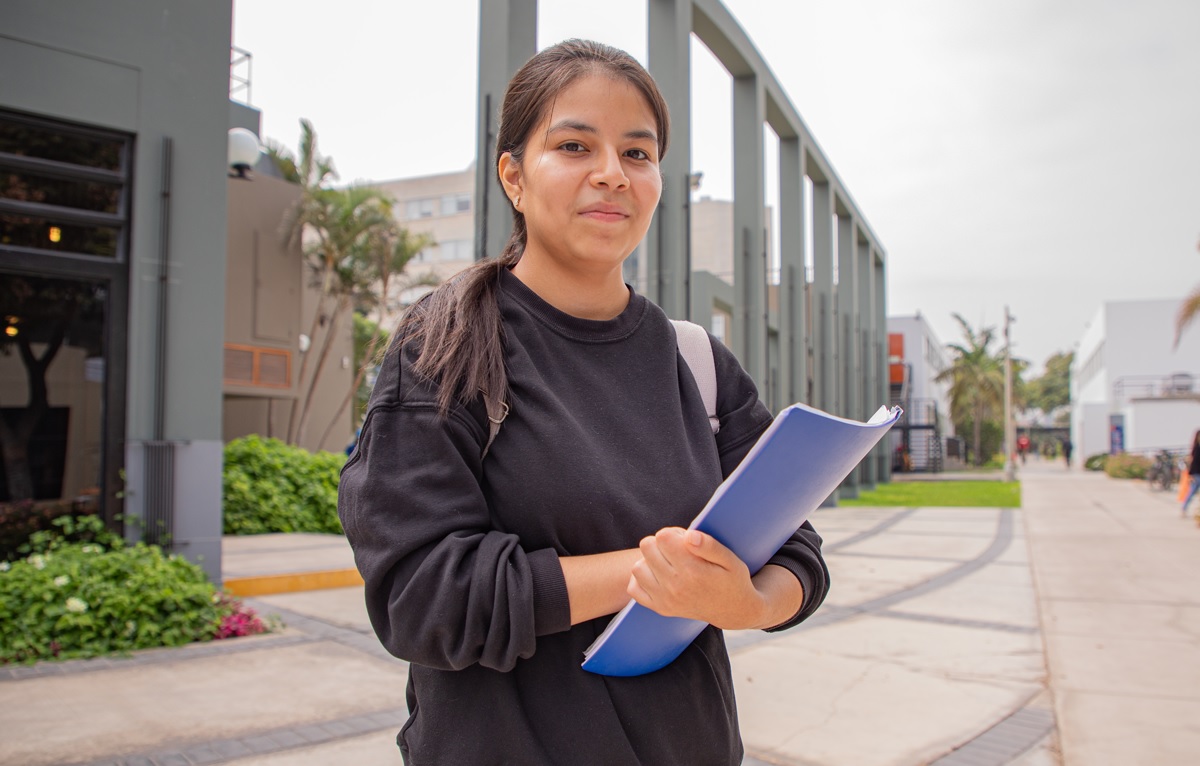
[1146,450,1181,491]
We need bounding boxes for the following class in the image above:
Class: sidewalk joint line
[66,705,410,766]
[825,507,920,552]
[0,633,318,682]
[729,509,1015,653]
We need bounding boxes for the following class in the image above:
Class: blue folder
[581,402,903,677]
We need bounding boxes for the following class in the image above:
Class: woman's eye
[561,142,585,153]
[626,149,650,161]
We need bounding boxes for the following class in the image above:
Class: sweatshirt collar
[499,267,647,343]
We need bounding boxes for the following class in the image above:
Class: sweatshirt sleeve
[337,339,571,672]
[708,334,831,632]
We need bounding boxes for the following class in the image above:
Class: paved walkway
[2,457,1197,765]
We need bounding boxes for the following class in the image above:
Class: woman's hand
[627,528,804,630]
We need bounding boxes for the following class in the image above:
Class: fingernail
[687,530,702,546]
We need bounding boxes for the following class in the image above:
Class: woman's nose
[590,147,629,190]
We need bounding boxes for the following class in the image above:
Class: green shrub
[1104,453,1150,479]
[982,453,1007,470]
[223,435,345,535]
[1084,453,1108,472]
[0,517,231,664]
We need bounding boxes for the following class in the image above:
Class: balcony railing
[1112,373,1197,402]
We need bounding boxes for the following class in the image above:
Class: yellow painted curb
[223,568,364,597]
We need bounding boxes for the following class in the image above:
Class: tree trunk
[316,325,386,450]
[972,406,983,467]
[0,422,35,501]
[294,296,347,448]
[288,289,331,444]
[0,331,65,500]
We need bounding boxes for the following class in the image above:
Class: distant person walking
[1062,438,1073,468]
[1181,430,1200,518]
[1017,434,1031,464]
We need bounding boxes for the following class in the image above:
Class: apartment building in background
[1072,298,1200,459]
[887,314,954,471]
[370,165,475,329]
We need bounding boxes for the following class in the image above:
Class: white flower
[0,561,10,572]
[65,597,88,613]
[81,545,99,554]
[29,554,46,570]
[54,575,70,587]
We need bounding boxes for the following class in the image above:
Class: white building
[1072,298,1200,460]
[887,314,954,471]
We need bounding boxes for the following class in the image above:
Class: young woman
[338,39,829,765]
[1182,430,1200,518]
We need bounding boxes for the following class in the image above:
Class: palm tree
[936,314,1006,466]
[289,183,397,446]
[1174,238,1200,347]
[315,225,438,448]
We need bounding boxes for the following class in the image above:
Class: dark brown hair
[396,39,671,417]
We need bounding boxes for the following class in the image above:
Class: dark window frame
[0,107,133,532]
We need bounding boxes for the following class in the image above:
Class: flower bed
[0,516,270,665]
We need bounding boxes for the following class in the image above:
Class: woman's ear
[498,152,522,209]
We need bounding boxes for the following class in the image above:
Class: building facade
[222,110,355,456]
[887,314,954,471]
[370,165,475,329]
[1,1,233,579]
[1072,298,1200,460]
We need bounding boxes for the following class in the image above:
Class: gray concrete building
[1,1,234,579]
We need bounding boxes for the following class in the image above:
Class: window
[223,344,291,388]
[0,109,132,529]
[405,198,435,219]
[440,192,470,215]
[0,111,131,259]
[711,314,727,345]
[437,239,473,262]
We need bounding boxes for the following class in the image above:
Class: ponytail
[396,218,524,419]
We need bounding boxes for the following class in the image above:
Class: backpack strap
[670,319,720,434]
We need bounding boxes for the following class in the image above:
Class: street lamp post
[1003,306,1015,482]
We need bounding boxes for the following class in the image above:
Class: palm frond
[1174,284,1200,348]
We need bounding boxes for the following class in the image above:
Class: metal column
[647,0,693,320]
[474,0,537,263]
[732,74,767,385]
[837,212,858,495]
[811,181,834,415]
[779,137,806,405]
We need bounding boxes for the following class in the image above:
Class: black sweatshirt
[338,269,830,765]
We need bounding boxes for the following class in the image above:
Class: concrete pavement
[2,457,1197,765]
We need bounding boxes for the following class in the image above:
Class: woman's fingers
[628,527,758,624]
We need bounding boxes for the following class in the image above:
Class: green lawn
[838,480,1021,508]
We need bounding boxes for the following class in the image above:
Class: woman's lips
[579,205,629,222]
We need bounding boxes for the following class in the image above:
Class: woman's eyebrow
[547,119,657,143]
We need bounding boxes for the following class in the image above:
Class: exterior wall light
[227,127,261,180]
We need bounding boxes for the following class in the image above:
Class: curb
[223,567,363,597]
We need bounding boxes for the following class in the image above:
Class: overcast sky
[232,0,1199,376]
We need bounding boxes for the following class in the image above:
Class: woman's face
[501,73,663,276]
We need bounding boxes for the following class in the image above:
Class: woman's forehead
[539,74,657,136]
